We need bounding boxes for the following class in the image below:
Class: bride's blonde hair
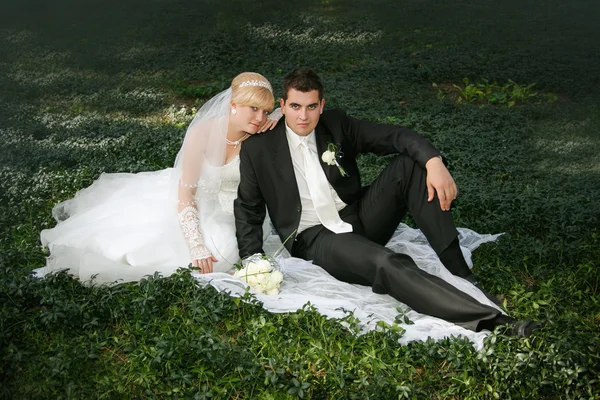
[231,72,274,112]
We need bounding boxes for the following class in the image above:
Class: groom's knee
[379,155,417,183]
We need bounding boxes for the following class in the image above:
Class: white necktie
[300,141,353,234]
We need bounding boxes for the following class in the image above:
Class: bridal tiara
[239,80,272,92]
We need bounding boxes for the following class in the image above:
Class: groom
[234,67,536,335]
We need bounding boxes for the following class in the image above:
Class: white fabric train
[196,224,503,351]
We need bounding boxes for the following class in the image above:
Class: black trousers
[291,155,500,331]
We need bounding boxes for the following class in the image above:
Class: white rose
[246,275,259,287]
[245,262,260,275]
[266,271,284,291]
[263,274,277,291]
[270,270,283,285]
[233,268,244,279]
[235,265,257,285]
[255,281,268,294]
[321,150,336,165]
[255,259,272,273]
[265,288,279,296]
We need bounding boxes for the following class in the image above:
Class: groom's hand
[425,156,457,211]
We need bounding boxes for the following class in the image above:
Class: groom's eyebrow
[288,102,319,108]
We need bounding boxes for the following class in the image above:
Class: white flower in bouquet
[233,231,294,296]
[234,255,284,295]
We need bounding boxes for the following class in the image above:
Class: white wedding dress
[38,156,503,350]
[38,156,268,282]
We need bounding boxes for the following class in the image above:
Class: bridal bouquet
[234,254,284,295]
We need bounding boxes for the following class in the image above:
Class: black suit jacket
[234,109,441,258]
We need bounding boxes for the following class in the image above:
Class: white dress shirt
[285,123,348,234]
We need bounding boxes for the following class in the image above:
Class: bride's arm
[177,123,218,273]
[257,107,283,133]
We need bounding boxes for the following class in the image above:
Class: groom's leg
[300,229,500,331]
[358,155,472,278]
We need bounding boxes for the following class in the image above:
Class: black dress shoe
[477,315,543,338]
[510,320,543,338]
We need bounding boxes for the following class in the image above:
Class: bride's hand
[257,118,278,133]
[257,108,283,133]
[193,255,218,273]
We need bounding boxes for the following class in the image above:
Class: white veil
[173,88,232,205]
[36,86,258,282]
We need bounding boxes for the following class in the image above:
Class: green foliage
[434,78,557,108]
[1,0,600,398]
[452,78,486,103]
[168,78,229,104]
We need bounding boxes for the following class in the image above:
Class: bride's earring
[231,108,237,115]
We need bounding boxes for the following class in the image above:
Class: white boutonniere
[321,143,349,177]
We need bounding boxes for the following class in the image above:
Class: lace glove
[257,108,283,132]
[177,205,213,261]
[268,107,283,121]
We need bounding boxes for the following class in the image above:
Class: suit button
[296,206,301,212]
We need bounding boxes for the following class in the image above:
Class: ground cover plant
[1,0,599,398]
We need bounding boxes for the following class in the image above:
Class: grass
[1,0,599,398]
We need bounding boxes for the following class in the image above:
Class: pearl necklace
[225,133,249,149]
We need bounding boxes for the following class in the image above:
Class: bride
[40,72,278,281]
[38,72,505,349]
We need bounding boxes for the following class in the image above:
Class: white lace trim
[268,107,283,121]
[177,205,212,260]
[179,180,198,189]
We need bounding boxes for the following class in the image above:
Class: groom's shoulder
[321,108,347,121]
[242,120,283,150]
[319,109,352,131]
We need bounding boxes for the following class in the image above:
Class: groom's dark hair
[282,68,324,101]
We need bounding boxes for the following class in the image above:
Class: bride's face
[231,104,269,134]
[280,89,325,136]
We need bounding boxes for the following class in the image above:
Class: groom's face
[280,89,325,136]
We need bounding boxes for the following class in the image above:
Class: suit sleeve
[234,143,266,258]
[339,111,441,169]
